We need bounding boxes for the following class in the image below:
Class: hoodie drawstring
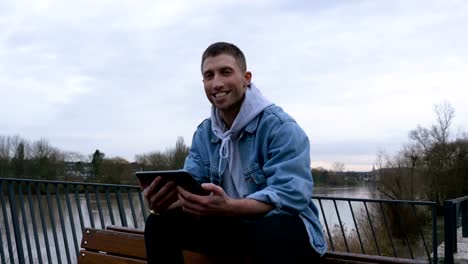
[218,135,232,176]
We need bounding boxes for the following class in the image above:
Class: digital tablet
[135,170,210,196]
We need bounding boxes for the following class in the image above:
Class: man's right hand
[142,176,180,214]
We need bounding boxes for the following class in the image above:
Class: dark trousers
[144,210,320,264]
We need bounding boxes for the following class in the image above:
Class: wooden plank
[78,250,145,264]
[107,225,144,235]
[81,228,146,259]
[322,258,372,264]
[325,251,429,264]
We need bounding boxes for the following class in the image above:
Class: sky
[1,0,467,171]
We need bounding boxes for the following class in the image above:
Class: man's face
[202,54,251,117]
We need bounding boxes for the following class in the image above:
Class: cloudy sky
[1,0,467,171]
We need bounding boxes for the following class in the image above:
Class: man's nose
[212,75,224,90]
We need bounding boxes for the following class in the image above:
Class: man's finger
[201,183,223,196]
[179,196,206,215]
[143,177,163,197]
[156,187,179,211]
[149,181,177,210]
[177,186,206,204]
[167,199,182,210]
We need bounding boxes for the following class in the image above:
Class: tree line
[0,136,69,180]
[0,133,359,186]
[375,102,468,211]
[0,135,190,185]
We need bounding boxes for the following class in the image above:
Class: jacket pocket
[243,164,266,188]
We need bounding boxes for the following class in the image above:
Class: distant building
[64,161,92,180]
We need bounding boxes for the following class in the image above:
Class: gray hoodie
[211,83,273,198]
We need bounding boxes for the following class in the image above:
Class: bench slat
[324,251,429,264]
[81,228,146,259]
[78,250,146,264]
[322,259,372,264]
[107,225,145,235]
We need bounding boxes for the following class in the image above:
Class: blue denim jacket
[184,105,327,255]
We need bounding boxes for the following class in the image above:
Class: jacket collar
[209,114,260,143]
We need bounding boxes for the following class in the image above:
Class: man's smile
[213,91,230,98]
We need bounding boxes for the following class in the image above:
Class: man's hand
[143,176,180,214]
[178,183,273,217]
[177,183,232,216]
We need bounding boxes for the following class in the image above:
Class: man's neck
[220,111,237,129]
[219,96,245,129]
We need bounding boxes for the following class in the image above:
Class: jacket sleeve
[246,121,313,216]
[183,126,210,184]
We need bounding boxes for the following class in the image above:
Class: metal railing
[444,195,468,264]
[1,178,440,263]
[0,178,146,264]
[314,196,438,263]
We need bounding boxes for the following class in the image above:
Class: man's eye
[222,70,232,75]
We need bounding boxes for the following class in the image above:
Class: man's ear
[244,71,252,86]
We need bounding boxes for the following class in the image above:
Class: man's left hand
[177,183,233,217]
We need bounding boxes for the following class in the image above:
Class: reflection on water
[314,184,376,198]
[314,185,376,233]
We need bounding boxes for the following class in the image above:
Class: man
[143,42,326,263]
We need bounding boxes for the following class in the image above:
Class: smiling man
[143,42,326,263]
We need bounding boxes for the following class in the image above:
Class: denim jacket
[184,105,327,255]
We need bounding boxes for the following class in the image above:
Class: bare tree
[135,136,189,171]
[30,138,65,180]
[64,151,87,162]
[332,161,345,172]
[432,101,455,145]
[99,157,133,184]
[379,102,467,210]
[0,135,23,177]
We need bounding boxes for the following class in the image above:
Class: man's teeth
[214,92,227,98]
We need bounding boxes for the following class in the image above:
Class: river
[313,184,377,233]
[314,184,376,199]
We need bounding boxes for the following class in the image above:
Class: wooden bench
[78,226,146,264]
[78,226,252,264]
[78,226,430,264]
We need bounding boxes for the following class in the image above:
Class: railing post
[0,180,15,263]
[453,203,458,253]
[8,181,26,264]
[432,205,438,264]
[444,201,455,264]
[462,200,468,238]
[116,187,128,227]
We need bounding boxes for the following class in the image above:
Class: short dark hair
[201,42,247,72]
